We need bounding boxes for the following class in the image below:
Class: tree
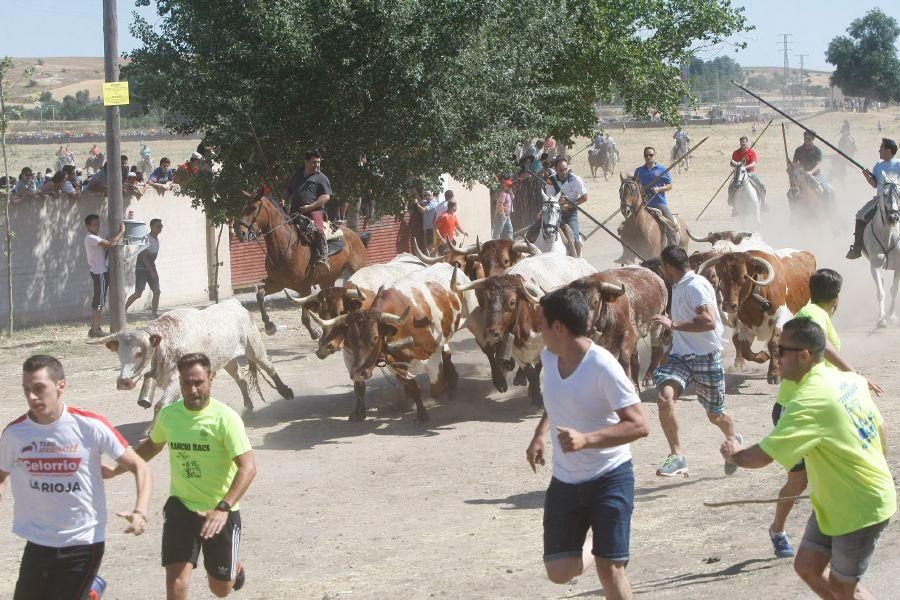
[38,90,53,103]
[826,8,900,110]
[75,89,91,105]
[126,0,749,222]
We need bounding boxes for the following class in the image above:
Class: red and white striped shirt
[0,405,127,547]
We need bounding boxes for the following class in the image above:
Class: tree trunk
[0,73,13,335]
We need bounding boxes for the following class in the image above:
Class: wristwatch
[215,500,232,513]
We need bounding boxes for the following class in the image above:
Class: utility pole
[795,54,808,108]
[103,0,125,333]
[778,34,793,102]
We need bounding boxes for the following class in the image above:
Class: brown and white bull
[696,249,816,383]
[568,265,668,388]
[309,262,477,422]
[451,253,596,405]
[89,298,293,419]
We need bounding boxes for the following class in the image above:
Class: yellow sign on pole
[103,81,130,106]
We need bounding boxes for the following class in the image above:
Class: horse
[525,189,576,255]
[84,152,105,173]
[671,138,689,173]
[588,144,616,181]
[862,174,900,328]
[728,162,761,232]
[832,133,857,182]
[616,174,688,264]
[786,163,836,228]
[233,189,369,338]
[136,155,154,178]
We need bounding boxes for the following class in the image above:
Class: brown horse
[233,190,368,338]
[616,174,689,264]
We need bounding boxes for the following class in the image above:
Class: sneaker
[769,530,795,558]
[233,563,246,591]
[725,434,743,475]
[656,454,688,477]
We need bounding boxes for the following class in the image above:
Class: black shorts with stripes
[162,496,242,582]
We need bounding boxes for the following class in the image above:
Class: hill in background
[7,57,116,105]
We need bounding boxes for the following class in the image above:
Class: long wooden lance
[731,81,872,175]
[695,119,774,221]
[598,136,710,226]
[781,122,791,169]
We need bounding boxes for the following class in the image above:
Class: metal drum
[123,219,149,246]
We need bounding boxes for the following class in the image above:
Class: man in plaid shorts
[650,246,742,477]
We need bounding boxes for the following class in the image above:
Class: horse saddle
[325,238,345,256]
[646,207,679,234]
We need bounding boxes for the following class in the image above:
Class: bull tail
[245,362,272,404]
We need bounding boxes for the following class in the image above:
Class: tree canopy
[126,0,749,222]
[826,8,900,109]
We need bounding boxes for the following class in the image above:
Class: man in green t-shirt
[766,269,883,559]
[721,318,894,600]
[106,352,256,598]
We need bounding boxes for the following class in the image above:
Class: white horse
[728,162,761,232]
[526,190,572,255]
[862,173,900,327]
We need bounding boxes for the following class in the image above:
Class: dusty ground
[2,109,899,598]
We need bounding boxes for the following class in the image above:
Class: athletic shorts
[14,540,105,600]
[772,403,805,472]
[162,496,242,582]
[653,351,726,414]
[90,272,109,310]
[134,268,160,295]
[543,460,634,563]
[800,512,889,582]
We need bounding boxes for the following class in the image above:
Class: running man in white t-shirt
[84,214,125,339]
[0,355,151,600]
[526,287,648,599]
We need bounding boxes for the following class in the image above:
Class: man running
[125,218,163,319]
[651,246,740,476]
[0,355,151,600]
[847,138,900,259]
[287,149,332,270]
[545,157,588,257]
[729,135,768,211]
[527,287,648,600]
[105,353,255,599]
[722,318,895,600]
[634,147,676,247]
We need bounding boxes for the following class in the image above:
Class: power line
[778,34,793,100]
[795,53,809,107]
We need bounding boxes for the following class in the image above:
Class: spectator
[147,157,175,194]
[120,154,129,183]
[40,171,67,196]
[125,218,163,319]
[61,165,81,199]
[434,200,467,250]
[85,162,109,193]
[420,190,441,250]
[12,168,37,198]
[84,214,125,338]
[406,188,427,251]
[493,178,514,240]
[174,153,202,184]
[543,135,557,160]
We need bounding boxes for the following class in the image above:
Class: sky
[4,1,898,72]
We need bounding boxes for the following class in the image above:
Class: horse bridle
[619,178,642,218]
[235,199,264,240]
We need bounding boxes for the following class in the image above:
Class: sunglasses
[775,345,807,357]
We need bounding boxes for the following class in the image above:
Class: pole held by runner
[703,495,810,508]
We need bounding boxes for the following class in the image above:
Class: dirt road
[1,110,898,598]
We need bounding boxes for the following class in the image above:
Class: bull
[309,262,477,422]
[696,250,816,383]
[89,298,293,420]
[451,253,596,405]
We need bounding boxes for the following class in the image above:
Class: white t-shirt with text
[0,405,128,547]
[84,233,108,275]
[541,343,640,484]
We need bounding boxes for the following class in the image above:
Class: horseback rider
[791,130,834,203]
[673,126,691,151]
[847,138,900,259]
[729,135,768,211]
[545,157,587,257]
[593,130,606,151]
[634,146,677,247]
[287,149,332,270]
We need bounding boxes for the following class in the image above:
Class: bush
[36,58,45,66]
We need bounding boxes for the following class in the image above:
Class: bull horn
[476,235,482,255]
[85,334,117,345]
[345,284,366,302]
[451,265,485,293]
[512,240,542,255]
[696,254,723,275]
[241,189,254,198]
[686,228,711,243]
[284,288,319,306]
[521,283,543,304]
[386,336,415,352]
[600,282,626,297]
[379,306,411,326]
[745,256,775,286]
[308,311,347,328]
[411,238,443,265]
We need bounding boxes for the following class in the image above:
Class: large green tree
[126,0,748,222]
[826,8,900,110]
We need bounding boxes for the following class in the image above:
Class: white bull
[90,298,293,420]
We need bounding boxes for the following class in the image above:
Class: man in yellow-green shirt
[108,352,256,598]
[721,318,894,600]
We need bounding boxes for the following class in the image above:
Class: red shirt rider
[731,147,758,172]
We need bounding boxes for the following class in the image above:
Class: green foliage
[685,56,743,93]
[826,8,900,106]
[36,59,44,66]
[38,90,53,103]
[125,0,748,223]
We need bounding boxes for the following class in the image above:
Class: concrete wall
[0,190,231,328]
[441,175,493,242]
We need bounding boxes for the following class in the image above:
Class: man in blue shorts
[526,287,648,599]
[651,245,741,477]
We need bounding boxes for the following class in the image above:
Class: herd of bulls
[90,232,818,424]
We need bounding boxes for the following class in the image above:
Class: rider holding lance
[545,157,588,257]
[729,135,768,211]
[287,149,332,270]
[634,146,676,247]
[847,138,900,259]
[791,131,834,204]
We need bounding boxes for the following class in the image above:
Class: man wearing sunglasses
[721,318,894,600]
[634,146,676,247]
